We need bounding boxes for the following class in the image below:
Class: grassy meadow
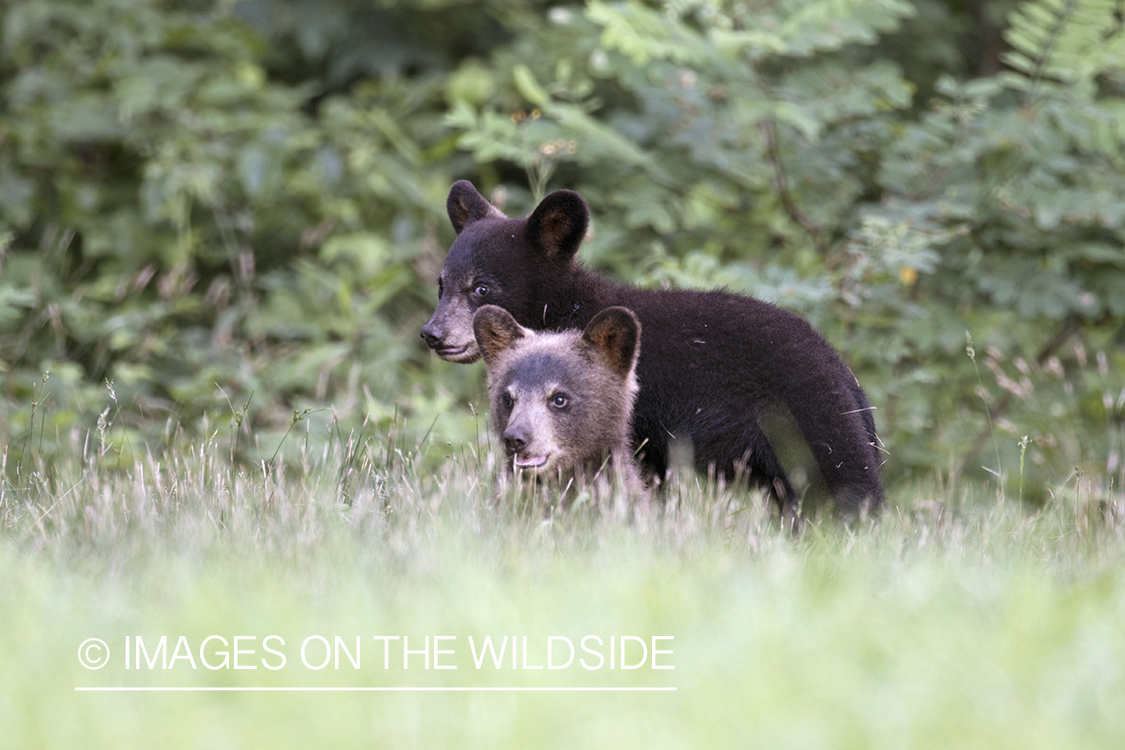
[1,421,1124,750]
[5,1,1125,746]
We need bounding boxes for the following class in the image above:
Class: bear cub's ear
[473,305,527,366]
[526,189,589,261]
[448,181,504,234]
[582,307,641,379]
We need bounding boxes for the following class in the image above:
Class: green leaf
[513,64,549,106]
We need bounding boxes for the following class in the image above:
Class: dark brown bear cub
[473,304,642,489]
[424,181,884,517]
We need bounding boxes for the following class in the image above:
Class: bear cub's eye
[550,393,568,409]
[472,284,489,298]
[501,392,514,409]
[437,277,444,299]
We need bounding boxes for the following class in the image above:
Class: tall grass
[1,421,1124,749]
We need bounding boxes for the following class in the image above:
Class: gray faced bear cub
[423,181,884,516]
[473,304,642,488]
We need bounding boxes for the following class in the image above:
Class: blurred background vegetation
[2,0,1124,503]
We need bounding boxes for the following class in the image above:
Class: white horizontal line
[75,686,677,693]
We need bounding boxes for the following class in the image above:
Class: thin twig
[759,118,824,252]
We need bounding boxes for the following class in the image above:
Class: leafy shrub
[2,0,1123,502]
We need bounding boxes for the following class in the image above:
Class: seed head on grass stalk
[967,331,1004,497]
[268,408,318,465]
[262,407,322,509]
[18,371,51,480]
[1019,435,1031,504]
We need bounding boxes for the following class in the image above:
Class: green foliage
[1,0,1124,501]
[1,0,475,464]
[1004,0,1125,87]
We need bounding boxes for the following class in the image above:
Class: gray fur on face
[473,305,640,479]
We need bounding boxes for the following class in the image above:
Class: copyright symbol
[78,638,110,669]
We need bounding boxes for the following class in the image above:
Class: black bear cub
[423,181,884,516]
[473,304,642,490]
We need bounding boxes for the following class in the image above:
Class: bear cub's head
[420,181,589,363]
[473,304,641,479]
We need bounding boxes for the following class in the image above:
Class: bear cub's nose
[420,322,443,347]
[503,427,529,455]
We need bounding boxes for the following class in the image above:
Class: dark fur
[473,305,641,486]
[423,181,884,515]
